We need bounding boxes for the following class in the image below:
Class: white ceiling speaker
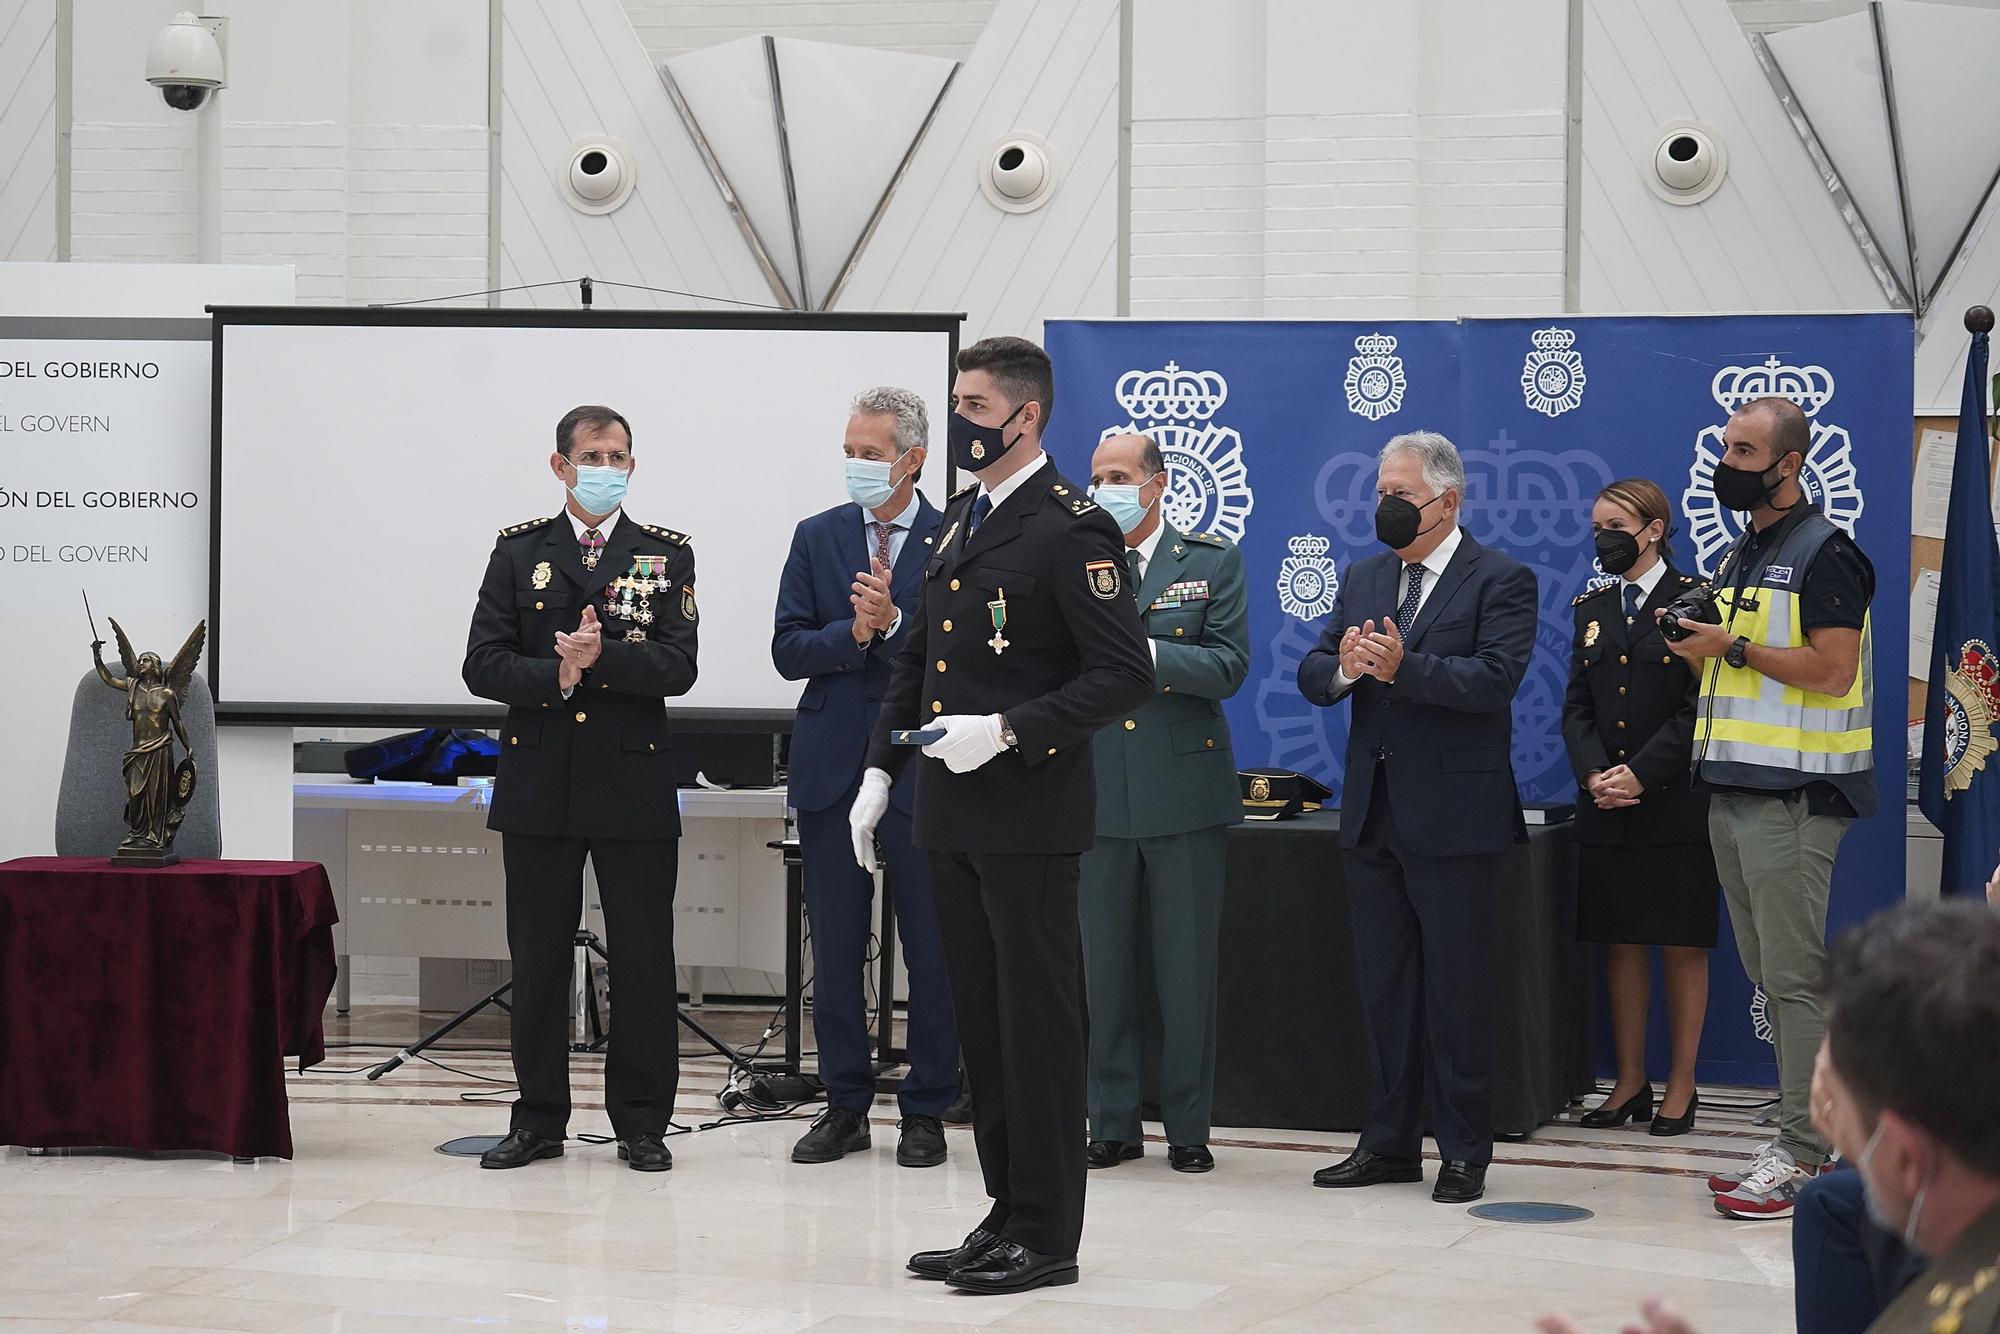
[1647,122,1727,205]
[979,134,1056,213]
[560,139,635,214]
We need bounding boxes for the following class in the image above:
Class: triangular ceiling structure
[1761,0,2000,315]
[661,36,958,311]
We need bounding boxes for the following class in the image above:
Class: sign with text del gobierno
[1047,313,1913,1082]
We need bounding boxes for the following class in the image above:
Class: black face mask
[1594,528,1643,576]
[1375,493,1444,550]
[948,402,1027,473]
[1712,454,1796,513]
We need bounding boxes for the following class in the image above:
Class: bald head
[1729,395,1810,469]
[1095,432,1163,479]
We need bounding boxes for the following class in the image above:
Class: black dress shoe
[1581,1085,1654,1129]
[947,1240,1080,1294]
[1432,1159,1487,1203]
[908,1228,1001,1280]
[1086,1139,1143,1169]
[897,1114,946,1167]
[617,1133,672,1172]
[1169,1144,1214,1173]
[479,1128,563,1170]
[1312,1148,1421,1188]
[791,1106,871,1164]
[1649,1092,1699,1137]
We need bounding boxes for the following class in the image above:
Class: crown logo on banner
[1521,326,1587,417]
[1344,333,1408,421]
[1710,355,1836,416]
[1276,534,1339,623]
[1114,360,1228,422]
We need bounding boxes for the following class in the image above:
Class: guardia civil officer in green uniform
[463,404,697,1175]
[851,337,1154,1295]
[1078,432,1248,1175]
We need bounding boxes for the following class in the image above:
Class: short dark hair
[556,405,632,457]
[956,336,1054,430]
[1735,396,1810,466]
[1826,900,2000,1178]
[1137,434,1165,476]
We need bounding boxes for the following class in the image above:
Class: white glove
[849,767,892,872]
[923,713,1009,774]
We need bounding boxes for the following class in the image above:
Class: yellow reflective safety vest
[1693,512,1876,818]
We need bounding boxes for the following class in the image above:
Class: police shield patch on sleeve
[1086,559,1121,600]
[680,585,698,623]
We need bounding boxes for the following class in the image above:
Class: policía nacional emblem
[970,440,986,461]
[681,585,698,623]
[531,561,552,590]
[1248,775,1271,802]
[1276,533,1338,622]
[1100,359,1255,543]
[1343,332,1408,421]
[1940,639,2000,798]
[1584,620,1600,647]
[1521,326,1587,417]
[1086,559,1121,600]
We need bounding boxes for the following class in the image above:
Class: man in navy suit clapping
[773,386,958,1168]
[1297,430,1538,1205]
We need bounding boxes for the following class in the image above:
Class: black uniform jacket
[463,512,698,840]
[864,461,1155,855]
[1561,566,1709,847]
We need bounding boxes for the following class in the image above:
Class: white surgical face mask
[1858,1121,1936,1255]
[845,457,899,510]
[1088,473,1161,535]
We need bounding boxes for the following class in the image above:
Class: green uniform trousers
[1078,825,1228,1146]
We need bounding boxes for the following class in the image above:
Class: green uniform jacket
[1868,1201,2000,1334]
[1091,524,1250,840]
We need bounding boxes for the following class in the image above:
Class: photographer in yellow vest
[1657,394,1876,1223]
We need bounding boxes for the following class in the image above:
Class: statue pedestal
[111,848,180,869]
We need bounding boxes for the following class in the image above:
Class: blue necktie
[969,492,993,535]
[1623,583,1643,622]
[1396,562,1424,636]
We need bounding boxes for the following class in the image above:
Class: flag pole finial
[1966,305,1994,333]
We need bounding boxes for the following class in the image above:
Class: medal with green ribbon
[987,587,1009,655]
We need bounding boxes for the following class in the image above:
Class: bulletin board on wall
[1909,415,2000,723]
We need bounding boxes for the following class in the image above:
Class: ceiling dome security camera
[560,139,636,214]
[979,135,1056,213]
[1647,122,1726,205]
[145,11,225,112]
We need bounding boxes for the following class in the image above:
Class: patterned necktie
[580,526,603,571]
[1623,582,1643,623]
[1396,562,1425,636]
[969,493,993,535]
[871,521,894,585]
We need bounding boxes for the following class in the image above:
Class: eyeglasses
[569,450,633,470]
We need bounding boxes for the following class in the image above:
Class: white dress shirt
[1620,554,1667,619]
[980,451,1048,511]
[1333,525,1465,692]
[567,508,622,545]
[1129,520,1166,585]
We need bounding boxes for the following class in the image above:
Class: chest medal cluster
[605,555,672,643]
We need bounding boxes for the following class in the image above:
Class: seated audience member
[1539,897,2000,1334]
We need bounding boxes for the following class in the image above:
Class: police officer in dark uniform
[849,337,1153,1294]
[1562,478,1717,1140]
[463,404,697,1173]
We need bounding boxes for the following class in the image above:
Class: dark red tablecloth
[0,857,338,1159]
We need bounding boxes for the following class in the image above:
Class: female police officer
[1562,478,1717,1137]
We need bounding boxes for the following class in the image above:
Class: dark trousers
[1793,1168,1924,1334]
[1078,827,1227,1145]
[1344,769,1498,1164]
[797,792,959,1116]
[929,849,1087,1258]
[500,833,680,1141]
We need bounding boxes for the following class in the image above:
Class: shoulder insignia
[952,479,980,499]
[498,516,555,538]
[1182,530,1229,547]
[1680,574,1698,585]
[1571,584,1615,607]
[639,523,688,545]
[1067,497,1099,516]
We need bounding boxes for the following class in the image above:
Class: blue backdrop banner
[1045,313,1914,1083]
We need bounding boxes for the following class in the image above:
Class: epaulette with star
[638,522,689,545]
[951,479,980,500]
[1182,530,1229,547]
[498,515,557,539]
[1571,582,1617,607]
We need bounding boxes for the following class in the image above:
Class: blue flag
[1917,322,2000,895]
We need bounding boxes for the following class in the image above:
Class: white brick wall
[70,121,486,305]
[622,0,997,60]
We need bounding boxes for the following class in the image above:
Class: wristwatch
[1724,636,1751,670]
[997,715,1018,749]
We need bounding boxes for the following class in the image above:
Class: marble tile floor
[1,1038,1799,1334]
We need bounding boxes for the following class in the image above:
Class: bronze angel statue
[91,617,206,866]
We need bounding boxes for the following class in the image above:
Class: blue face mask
[844,457,903,510]
[1858,1122,1935,1256]
[1089,474,1160,535]
[568,464,629,517]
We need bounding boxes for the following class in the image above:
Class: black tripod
[366,929,755,1081]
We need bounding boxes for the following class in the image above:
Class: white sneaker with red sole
[1706,1141,1776,1195]
[1712,1145,1832,1219]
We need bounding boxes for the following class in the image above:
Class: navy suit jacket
[1297,530,1538,856]
[773,494,942,814]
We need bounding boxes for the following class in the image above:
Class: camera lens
[160,83,209,111]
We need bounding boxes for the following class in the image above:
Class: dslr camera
[1658,583,1721,642]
